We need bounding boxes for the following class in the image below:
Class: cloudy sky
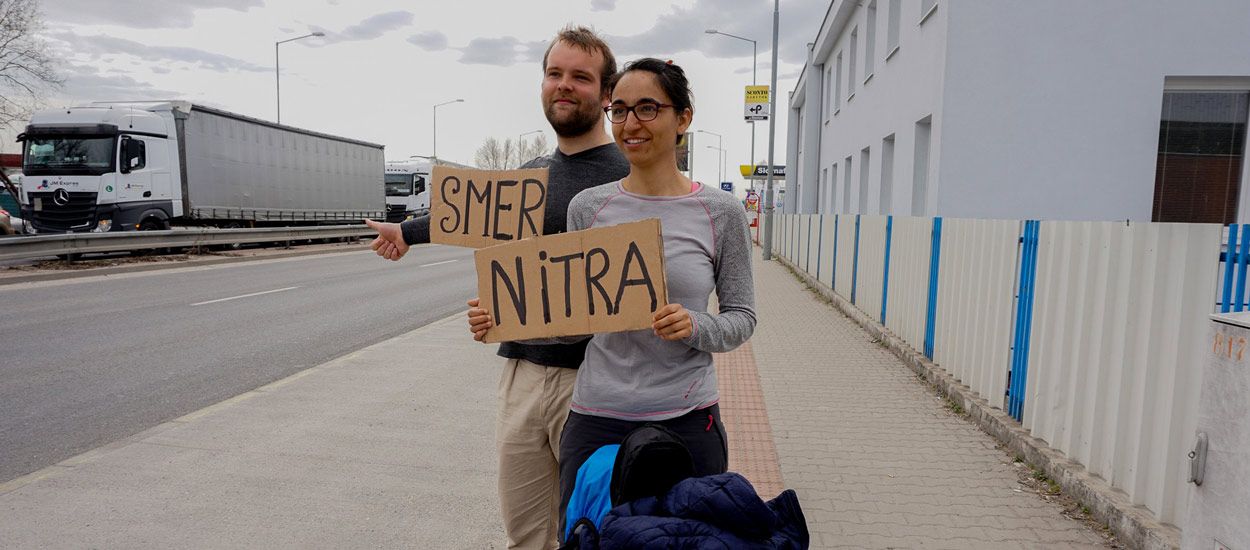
[6,0,828,192]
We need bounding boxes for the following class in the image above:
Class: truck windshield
[23,136,117,176]
[385,174,413,196]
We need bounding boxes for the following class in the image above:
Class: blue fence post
[1237,226,1250,312]
[806,216,813,272]
[851,215,862,304]
[816,215,824,282]
[923,217,943,358]
[881,215,893,324]
[1007,220,1041,422]
[1223,224,1239,313]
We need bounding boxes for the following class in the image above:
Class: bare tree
[517,134,549,166]
[474,137,515,170]
[0,0,62,131]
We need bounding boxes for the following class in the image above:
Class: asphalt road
[0,244,477,483]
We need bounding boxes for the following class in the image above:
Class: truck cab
[17,104,178,233]
[384,161,430,222]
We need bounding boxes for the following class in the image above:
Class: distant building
[784,0,1250,223]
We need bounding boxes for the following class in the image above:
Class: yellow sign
[744,85,770,121]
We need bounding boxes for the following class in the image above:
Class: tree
[474,134,551,170]
[0,0,62,131]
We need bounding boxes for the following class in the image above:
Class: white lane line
[420,260,459,268]
[190,286,300,307]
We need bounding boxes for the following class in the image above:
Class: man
[365,26,629,550]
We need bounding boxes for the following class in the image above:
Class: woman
[468,58,756,521]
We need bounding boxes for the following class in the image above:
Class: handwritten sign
[430,166,549,248]
[474,218,668,343]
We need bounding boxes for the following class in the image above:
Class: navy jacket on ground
[596,472,808,549]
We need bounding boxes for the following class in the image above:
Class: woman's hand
[652,303,692,341]
[466,298,494,342]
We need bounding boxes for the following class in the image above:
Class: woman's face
[609,71,691,167]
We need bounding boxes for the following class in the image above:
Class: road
[0,244,477,482]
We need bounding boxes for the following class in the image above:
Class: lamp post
[432,99,464,163]
[275,31,324,124]
[696,129,724,187]
[518,129,542,167]
[705,29,758,193]
[762,0,779,261]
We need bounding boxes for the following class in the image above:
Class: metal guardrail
[0,225,378,261]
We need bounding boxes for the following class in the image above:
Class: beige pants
[496,358,576,550]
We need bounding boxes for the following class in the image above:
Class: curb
[0,243,383,286]
[772,254,1180,550]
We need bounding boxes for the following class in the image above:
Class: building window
[834,53,843,112]
[821,167,829,213]
[887,0,901,59]
[844,155,853,213]
[1153,91,1250,224]
[848,27,858,98]
[912,116,932,216]
[859,147,871,213]
[864,1,877,81]
[824,66,833,121]
[880,134,895,214]
[920,0,938,24]
[830,163,839,212]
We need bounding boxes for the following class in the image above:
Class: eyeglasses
[605,102,674,124]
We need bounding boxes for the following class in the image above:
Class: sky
[5,0,829,194]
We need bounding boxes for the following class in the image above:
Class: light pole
[762,0,779,260]
[275,31,324,124]
[705,29,758,193]
[518,129,542,167]
[432,99,464,163]
[696,129,724,187]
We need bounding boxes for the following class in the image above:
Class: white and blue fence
[772,213,1225,530]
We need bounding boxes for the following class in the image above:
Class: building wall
[938,0,1250,222]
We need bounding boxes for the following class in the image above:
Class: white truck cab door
[116,136,153,202]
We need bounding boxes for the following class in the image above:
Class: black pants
[558,404,729,535]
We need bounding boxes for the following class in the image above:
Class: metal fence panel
[834,215,857,298]
[933,218,1018,408]
[855,215,890,322]
[1022,221,1220,529]
[885,216,933,350]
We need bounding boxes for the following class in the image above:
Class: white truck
[383,160,430,222]
[17,101,385,233]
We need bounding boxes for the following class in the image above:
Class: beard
[544,99,600,138]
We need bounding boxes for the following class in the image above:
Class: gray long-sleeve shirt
[565,181,756,421]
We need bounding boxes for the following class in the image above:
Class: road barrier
[0,225,377,262]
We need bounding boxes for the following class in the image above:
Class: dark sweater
[400,143,630,368]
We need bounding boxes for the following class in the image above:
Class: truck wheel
[134,218,174,256]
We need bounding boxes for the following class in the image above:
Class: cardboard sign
[474,218,668,343]
[430,166,549,248]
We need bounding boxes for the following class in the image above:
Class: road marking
[420,260,459,268]
[190,286,299,306]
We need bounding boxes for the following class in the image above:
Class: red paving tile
[715,340,786,498]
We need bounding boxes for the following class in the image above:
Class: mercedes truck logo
[52,188,70,206]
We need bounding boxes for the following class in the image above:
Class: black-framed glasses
[605,102,673,124]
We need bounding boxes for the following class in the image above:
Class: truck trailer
[17,101,385,233]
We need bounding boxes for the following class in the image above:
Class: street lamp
[706,28,758,191]
[275,31,324,124]
[432,99,464,163]
[518,129,542,167]
[696,129,724,187]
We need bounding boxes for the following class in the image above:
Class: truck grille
[386,203,408,223]
[28,191,97,232]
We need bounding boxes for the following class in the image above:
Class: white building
[784,0,1250,224]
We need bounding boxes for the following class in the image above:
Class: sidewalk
[0,247,1113,549]
[737,247,1111,548]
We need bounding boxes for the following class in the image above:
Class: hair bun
[666,59,673,65]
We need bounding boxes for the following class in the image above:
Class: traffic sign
[744,85,769,121]
[720,181,734,193]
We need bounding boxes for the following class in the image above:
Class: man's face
[541,40,608,138]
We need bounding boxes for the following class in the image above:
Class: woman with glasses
[469,58,756,526]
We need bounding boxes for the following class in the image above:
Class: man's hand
[652,303,692,341]
[467,298,494,342]
[365,219,410,261]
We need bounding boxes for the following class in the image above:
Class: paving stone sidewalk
[744,247,1110,549]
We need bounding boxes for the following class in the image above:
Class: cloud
[56,64,181,102]
[312,11,413,43]
[50,33,268,73]
[407,31,448,51]
[605,0,827,67]
[590,0,617,11]
[455,36,546,66]
[40,0,261,29]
